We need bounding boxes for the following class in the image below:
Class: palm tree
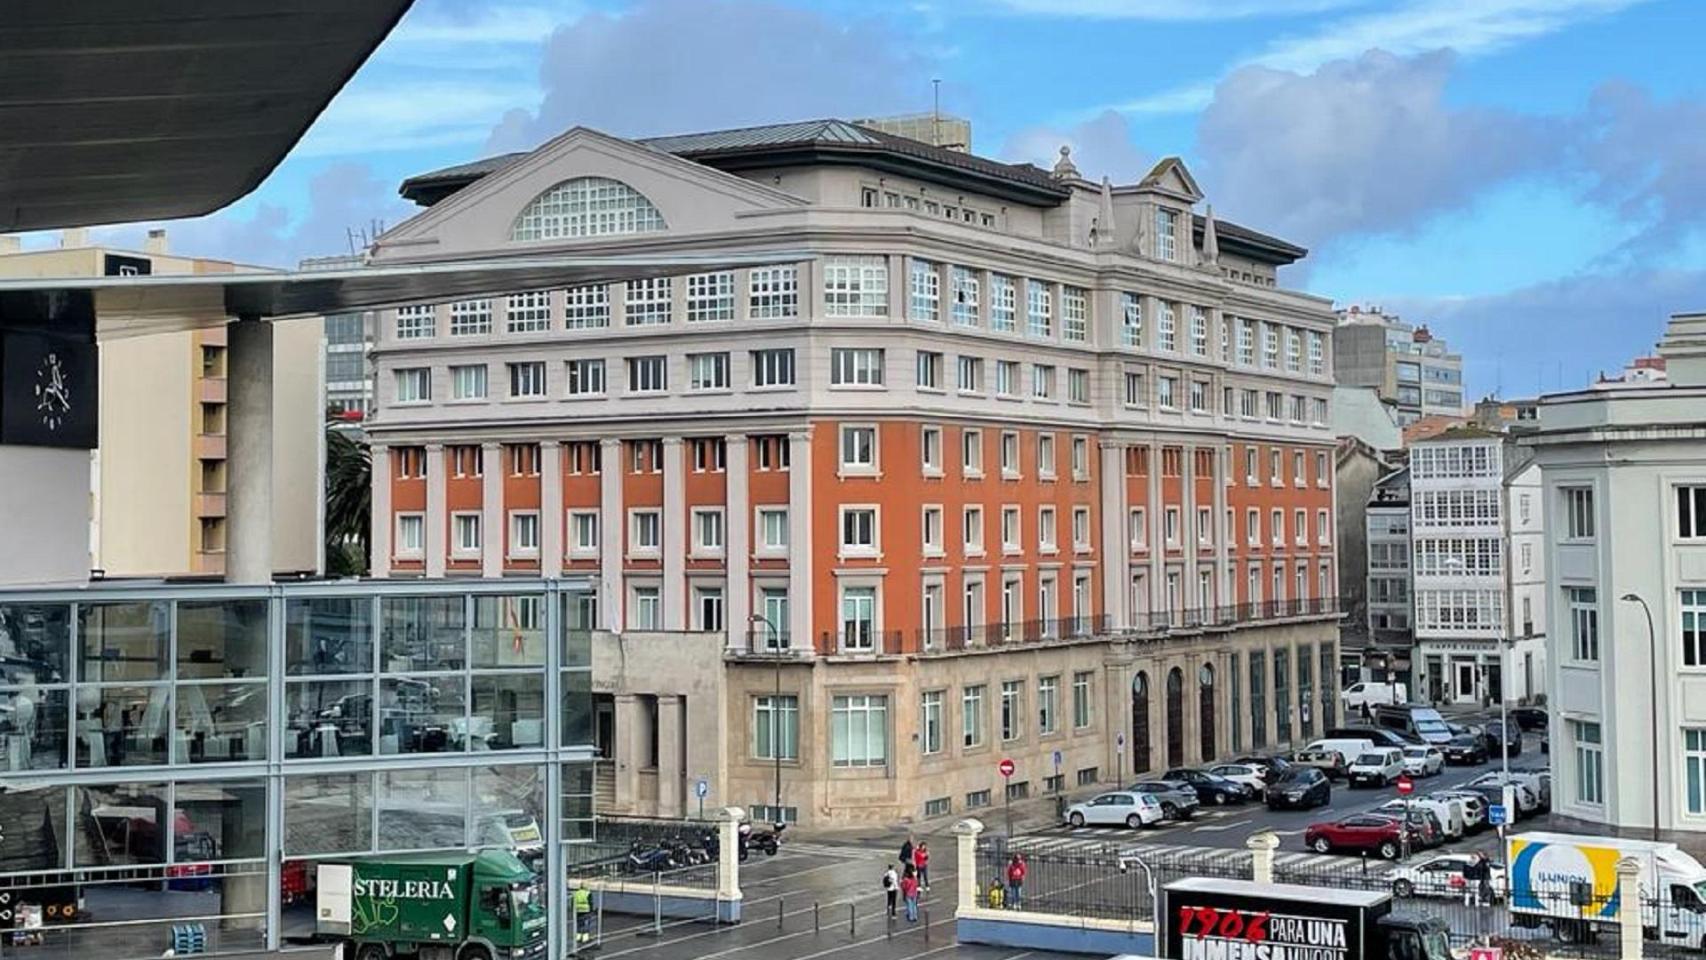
[324,425,370,576]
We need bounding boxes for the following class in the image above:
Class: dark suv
[1324,725,1417,750]
[1265,766,1331,810]
[1162,767,1254,804]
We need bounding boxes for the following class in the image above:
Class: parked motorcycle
[738,822,786,861]
[626,839,677,873]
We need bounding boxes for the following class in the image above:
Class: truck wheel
[1378,841,1400,860]
[356,943,388,960]
[460,946,492,960]
[1392,879,1414,898]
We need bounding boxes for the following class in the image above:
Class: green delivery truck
[316,850,547,960]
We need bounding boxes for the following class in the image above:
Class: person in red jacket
[913,840,931,891]
[1005,853,1027,909]
[900,870,921,922]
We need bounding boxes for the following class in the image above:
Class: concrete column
[482,442,503,578]
[599,439,623,631]
[1147,441,1164,615]
[613,694,640,812]
[425,444,446,578]
[787,430,813,651]
[225,319,273,584]
[541,441,563,578]
[1100,442,1128,629]
[657,693,684,816]
[725,435,750,650]
[1182,445,1199,610]
[662,437,686,630]
[1617,856,1643,960]
[1213,445,1230,613]
[953,818,985,915]
[717,806,747,903]
[370,445,391,577]
[1247,831,1278,885]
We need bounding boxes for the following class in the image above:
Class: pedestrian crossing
[997,834,1398,880]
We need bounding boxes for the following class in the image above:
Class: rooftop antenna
[932,78,941,147]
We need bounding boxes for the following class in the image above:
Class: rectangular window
[450,364,487,400]
[1155,207,1177,261]
[695,586,724,631]
[1130,507,1147,549]
[630,510,662,553]
[1062,287,1088,342]
[757,507,789,552]
[396,514,424,555]
[921,690,944,755]
[1072,436,1089,479]
[395,368,430,403]
[916,350,943,390]
[1038,676,1059,735]
[693,508,725,554]
[839,589,877,650]
[1037,433,1057,478]
[453,512,481,553]
[687,352,730,391]
[920,427,945,475]
[632,586,661,630]
[1000,680,1023,742]
[1679,486,1706,539]
[1000,432,1020,476]
[1684,590,1706,667]
[1565,487,1596,540]
[751,348,795,387]
[1026,280,1053,338]
[993,360,1018,397]
[922,505,944,554]
[1072,671,1092,728]
[840,507,877,553]
[1068,368,1090,404]
[840,425,876,470]
[1038,506,1058,551]
[1573,720,1604,805]
[957,355,984,393]
[1032,364,1055,400]
[506,291,551,332]
[831,347,885,386]
[830,694,887,766]
[562,358,605,397]
[449,299,493,336]
[1157,375,1177,409]
[396,304,435,339]
[950,266,979,327]
[1189,380,1207,413]
[909,259,940,321]
[1238,318,1255,365]
[509,511,540,556]
[564,284,610,328]
[569,511,599,555]
[753,695,799,760]
[1158,301,1176,352]
[962,685,986,747]
[989,274,1017,332]
[625,278,672,325]
[1190,306,1208,356]
[1286,328,1303,373]
[962,429,984,476]
[1121,293,1142,346]
[1308,331,1325,376]
[1124,370,1146,407]
[1073,507,1091,550]
[1263,322,1280,369]
[686,271,735,322]
[1001,506,1021,552]
[1569,587,1600,661]
[747,264,799,319]
[1689,729,1706,815]
[508,361,546,398]
[823,255,889,317]
[963,505,985,553]
[626,355,667,393]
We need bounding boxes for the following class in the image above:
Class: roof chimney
[144,228,168,255]
[60,227,89,249]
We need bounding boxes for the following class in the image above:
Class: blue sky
[52,0,1706,400]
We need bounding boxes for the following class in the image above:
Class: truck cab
[1377,914,1453,960]
[318,849,546,960]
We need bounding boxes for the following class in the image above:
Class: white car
[1376,797,1465,840]
[1468,771,1544,814]
[1064,791,1165,829]
[1207,763,1268,793]
[1402,746,1444,778]
[1347,748,1406,787]
[1389,854,1505,900]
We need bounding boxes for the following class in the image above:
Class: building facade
[0,230,324,579]
[363,120,1341,824]
[1333,306,1465,426]
[301,254,376,421]
[1529,312,1706,835]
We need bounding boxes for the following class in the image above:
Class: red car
[1303,814,1420,860]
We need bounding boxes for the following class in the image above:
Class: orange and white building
[364,119,1342,825]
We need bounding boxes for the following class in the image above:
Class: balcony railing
[742,628,794,651]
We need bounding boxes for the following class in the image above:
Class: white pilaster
[599,439,623,631]
[1182,444,1199,609]
[788,430,813,651]
[370,444,391,578]
[724,434,750,650]
[425,444,446,578]
[657,693,684,816]
[1100,441,1128,628]
[1213,445,1231,612]
[541,440,562,579]
[1147,441,1164,614]
[662,437,686,631]
[482,442,503,578]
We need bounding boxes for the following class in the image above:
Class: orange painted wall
[503,445,541,572]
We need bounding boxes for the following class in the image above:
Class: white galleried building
[364,120,1343,826]
[1408,428,1547,706]
[1528,313,1706,835]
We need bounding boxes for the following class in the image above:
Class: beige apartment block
[0,230,324,578]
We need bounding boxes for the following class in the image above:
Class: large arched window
[1165,668,1184,769]
[510,176,666,241]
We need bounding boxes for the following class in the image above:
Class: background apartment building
[1334,305,1465,425]
[0,231,323,578]
[363,118,1340,824]
[1529,313,1706,835]
[301,253,376,421]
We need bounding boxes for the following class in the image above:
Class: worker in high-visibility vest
[571,881,593,943]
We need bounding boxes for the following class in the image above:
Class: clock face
[33,351,72,431]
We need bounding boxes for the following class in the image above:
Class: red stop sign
[998,758,1015,778]
[1396,775,1414,795]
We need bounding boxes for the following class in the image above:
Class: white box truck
[1508,831,1706,947]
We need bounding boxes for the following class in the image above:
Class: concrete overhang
[0,251,813,337]
[0,1,414,231]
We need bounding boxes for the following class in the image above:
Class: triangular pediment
[374,127,808,262]
[1136,156,1203,204]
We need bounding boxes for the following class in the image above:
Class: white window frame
[449,299,493,336]
[692,507,726,557]
[950,266,980,327]
[508,510,540,558]
[564,358,605,397]
[395,304,435,340]
[1073,506,1091,552]
[1129,507,1147,550]
[506,291,552,333]
[395,513,425,559]
[450,364,488,401]
[568,510,599,558]
[909,259,941,322]
[1563,486,1596,540]
[830,347,886,387]
[757,507,790,555]
[1568,587,1599,661]
[624,278,672,326]
[626,355,668,394]
[748,265,799,319]
[508,360,547,399]
[1062,286,1088,342]
[839,505,880,558]
[564,284,611,329]
[839,424,878,474]
[837,590,881,654]
[823,255,889,318]
[629,509,662,558]
[962,428,984,477]
[688,352,731,392]
[921,425,943,476]
[451,511,481,556]
[963,505,986,556]
[989,274,1017,332]
[1026,279,1053,338]
[394,367,431,404]
[686,271,736,323]
[922,505,945,557]
[1038,505,1058,553]
[751,348,795,388]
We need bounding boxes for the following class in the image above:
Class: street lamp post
[1620,593,1661,841]
[1118,855,1161,958]
[749,613,784,824]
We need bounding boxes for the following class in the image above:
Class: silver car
[1128,779,1201,820]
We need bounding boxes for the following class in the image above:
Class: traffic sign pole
[998,758,1016,836]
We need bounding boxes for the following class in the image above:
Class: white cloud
[981,0,1367,20]
[1000,110,1151,182]
[383,2,584,47]
[297,82,541,158]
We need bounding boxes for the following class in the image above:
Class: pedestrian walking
[882,864,899,918]
[900,870,920,922]
[1006,853,1027,909]
[570,880,593,944]
[914,840,931,891]
[899,836,914,871]
[1474,852,1495,907]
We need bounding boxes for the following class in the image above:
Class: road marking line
[1190,818,1252,833]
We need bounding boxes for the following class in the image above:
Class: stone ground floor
[591,613,1339,826]
[1415,636,1547,706]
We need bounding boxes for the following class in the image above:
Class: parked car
[1207,763,1269,793]
[1324,725,1418,750]
[1162,768,1252,805]
[1128,779,1201,820]
[1401,746,1445,778]
[1233,754,1294,781]
[1341,681,1408,714]
[1374,704,1454,745]
[1510,706,1549,732]
[1303,814,1419,859]
[1427,791,1488,833]
[1063,791,1164,829]
[1298,738,1377,774]
[1389,854,1506,900]
[1292,746,1352,780]
[1441,734,1489,765]
[1461,779,1540,818]
[1377,797,1463,841]
[1265,766,1332,810]
[1468,771,1545,815]
[1347,748,1406,788]
[1482,720,1524,756]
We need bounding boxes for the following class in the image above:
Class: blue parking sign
[1488,804,1508,826]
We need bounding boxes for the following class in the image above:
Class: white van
[1342,681,1408,713]
[1509,832,1706,946]
[1378,797,1465,840]
[1301,737,1377,769]
[1347,748,1405,788]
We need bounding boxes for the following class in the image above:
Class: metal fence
[564,814,722,889]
